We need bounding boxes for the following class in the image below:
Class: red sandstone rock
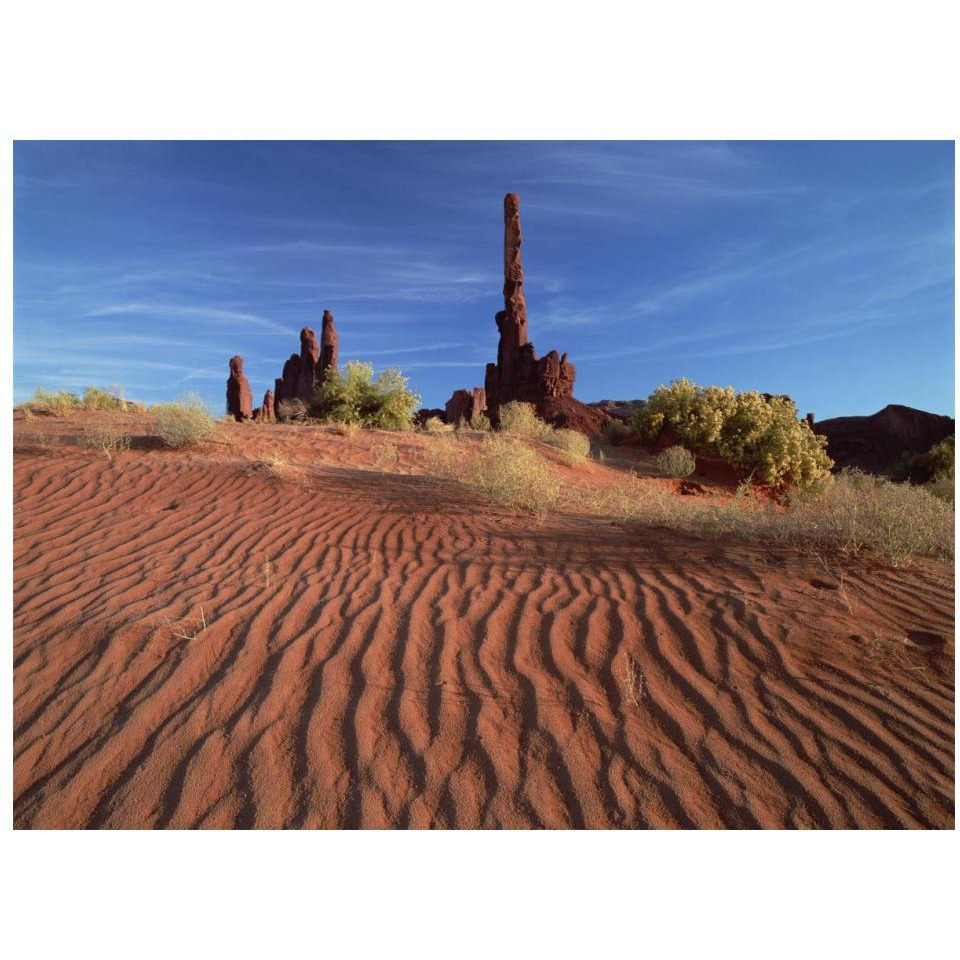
[226,355,253,422]
[273,313,339,409]
[444,387,486,425]
[320,310,339,384]
[259,389,275,423]
[484,194,576,423]
[295,327,320,402]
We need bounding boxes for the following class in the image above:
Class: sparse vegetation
[621,654,645,706]
[602,419,633,445]
[424,433,562,518]
[23,388,82,416]
[79,423,131,460]
[277,398,308,423]
[630,378,833,491]
[371,441,399,473]
[253,450,303,482]
[653,445,696,478]
[469,411,492,432]
[548,428,591,463]
[498,401,554,441]
[330,419,360,438]
[81,386,128,411]
[21,384,133,416]
[889,435,954,503]
[151,393,217,449]
[575,468,952,566]
[497,401,590,462]
[311,361,420,429]
[423,415,454,433]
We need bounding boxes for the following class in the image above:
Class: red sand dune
[13,413,955,828]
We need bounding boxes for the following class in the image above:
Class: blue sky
[13,141,955,419]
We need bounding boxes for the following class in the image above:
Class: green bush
[654,445,696,477]
[311,361,420,430]
[546,428,591,463]
[889,435,954,485]
[497,401,554,441]
[152,393,217,448]
[630,378,832,491]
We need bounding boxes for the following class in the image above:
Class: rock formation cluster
[227,311,338,421]
[274,310,340,408]
[444,387,486,425]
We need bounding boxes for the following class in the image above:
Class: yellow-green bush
[653,445,696,477]
[497,401,554,441]
[630,378,832,491]
[423,415,453,433]
[469,411,492,432]
[311,361,420,429]
[152,393,217,448]
[547,428,591,463]
[82,386,128,411]
[424,433,562,517]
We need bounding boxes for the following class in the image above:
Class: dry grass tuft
[79,423,132,461]
[424,433,562,517]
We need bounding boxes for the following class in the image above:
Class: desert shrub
[79,424,131,460]
[783,470,954,565]
[654,445,696,477]
[603,419,633,445]
[424,433,562,517]
[26,388,82,416]
[546,428,591,463]
[82,386,127,411]
[371,440,399,473]
[889,435,954,485]
[630,378,832,491]
[470,412,492,432]
[277,398,308,423]
[576,468,952,566]
[926,472,954,504]
[330,419,360,438]
[311,361,420,429]
[423,415,453,433]
[152,393,217,449]
[497,401,554,441]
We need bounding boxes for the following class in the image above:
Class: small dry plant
[79,423,132,460]
[331,420,360,438]
[372,440,399,473]
[621,654,645,707]
[171,607,208,641]
[422,416,453,434]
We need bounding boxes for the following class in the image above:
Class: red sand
[13,412,955,828]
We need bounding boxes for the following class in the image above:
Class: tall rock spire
[320,309,339,383]
[483,193,576,423]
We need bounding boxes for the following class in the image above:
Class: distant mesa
[814,404,955,473]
